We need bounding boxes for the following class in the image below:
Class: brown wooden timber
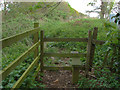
[85,30,92,77]
[72,58,83,84]
[92,39,105,45]
[1,27,40,48]
[40,30,44,72]
[43,38,88,42]
[72,66,79,84]
[43,66,85,70]
[43,66,72,70]
[89,27,98,71]
[34,23,39,59]
[0,41,40,81]
[44,53,86,58]
[72,58,82,66]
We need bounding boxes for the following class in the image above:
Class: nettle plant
[104,12,120,74]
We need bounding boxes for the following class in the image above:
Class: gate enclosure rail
[0,23,105,89]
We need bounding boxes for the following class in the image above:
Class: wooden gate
[39,27,99,83]
[0,23,105,88]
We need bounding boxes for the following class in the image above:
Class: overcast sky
[65,0,119,17]
[0,0,119,17]
[65,0,101,17]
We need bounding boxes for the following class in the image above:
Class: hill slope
[2,2,86,38]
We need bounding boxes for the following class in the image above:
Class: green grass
[2,16,119,88]
[41,18,106,39]
[40,18,107,55]
[2,1,120,88]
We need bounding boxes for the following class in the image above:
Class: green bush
[78,68,120,88]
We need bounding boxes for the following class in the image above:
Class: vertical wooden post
[71,51,81,84]
[85,30,92,77]
[34,23,39,58]
[72,66,79,84]
[89,27,98,71]
[33,20,40,77]
[40,30,44,72]
[33,23,39,80]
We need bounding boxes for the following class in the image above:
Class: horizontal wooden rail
[44,53,86,57]
[12,54,40,89]
[43,66,85,70]
[44,38,106,45]
[43,66,72,70]
[0,41,40,80]
[43,38,88,42]
[1,27,40,49]
[92,39,105,45]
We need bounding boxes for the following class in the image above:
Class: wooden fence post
[85,30,92,77]
[34,23,39,58]
[40,30,44,72]
[89,27,98,71]
[71,51,82,84]
[33,23,39,80]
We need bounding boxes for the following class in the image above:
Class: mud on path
[35,57,79,88]
[36,68,96,88]
[35,56,84,88]
[35,55,86,88]
[37,70,79,88]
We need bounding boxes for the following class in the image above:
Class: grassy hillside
[2,2,86,38]
[2,2,87,88]
[1,1,120,88]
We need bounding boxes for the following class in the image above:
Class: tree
[86,0,114,19]
[100,1,108,19]
[108,1,120,76]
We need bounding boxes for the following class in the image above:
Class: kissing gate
[0,23,105,88]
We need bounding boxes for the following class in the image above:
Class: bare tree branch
[44,0,62,16]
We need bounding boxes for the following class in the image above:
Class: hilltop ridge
[2,2,87,22]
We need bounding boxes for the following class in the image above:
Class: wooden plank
[71,51,82,66]
[71,51,83,84]
[89,27,98,71]
[72,66,79,84]
[34,23,39,59]
[43,66,85,70]
[1,27,40,48]
[40,30,44,72]
[43,38,88,42]
[44,53,86,58]
[0,41,40,80]
[92,39,105,45]
[12,54,40,89]
[43,66,72,70]
[85,30,92,77]
[72,58,82,66]
[92,40,118,46]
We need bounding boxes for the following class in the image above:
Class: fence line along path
[0,23,105,88]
